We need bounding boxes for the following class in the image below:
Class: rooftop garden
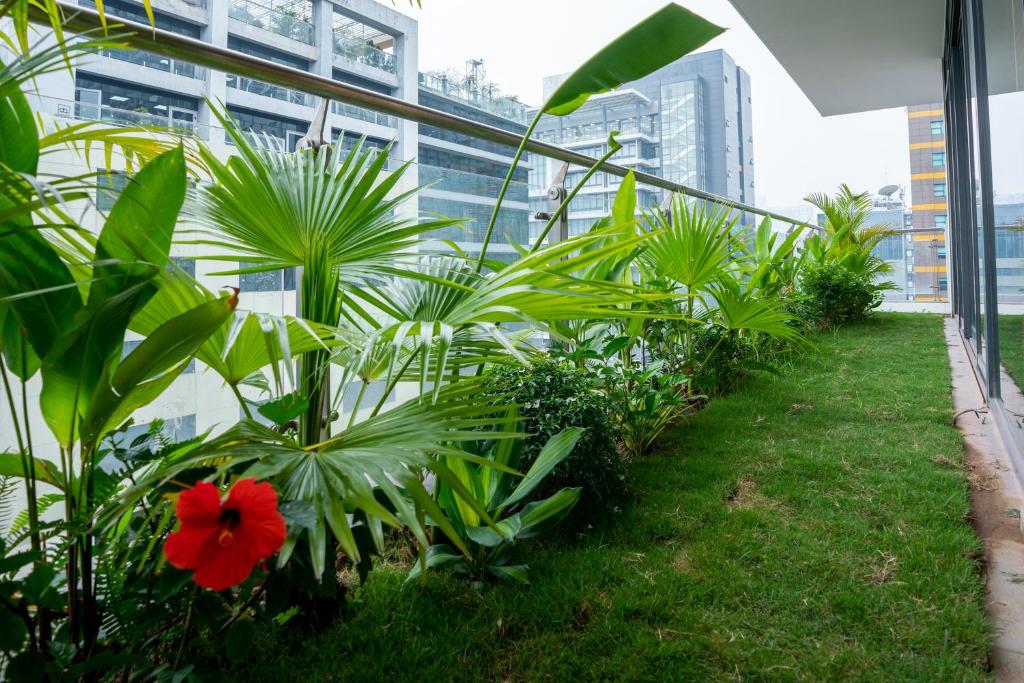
[0,2,988,681]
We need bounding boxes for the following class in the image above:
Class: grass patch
[236,314,990,681]
[999,314,1024,390]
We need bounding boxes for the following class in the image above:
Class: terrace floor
[237,314,992,681]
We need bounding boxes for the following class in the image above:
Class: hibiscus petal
[175,481,222,524]
[226,479,287,560]
[165,525,219,570]
[191,544,258,592]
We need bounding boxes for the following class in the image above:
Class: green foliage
[683,325,757,397]
[483,358,625,513]
[409,424,583,583]
[596,361,693,459]
[801,261,882,327]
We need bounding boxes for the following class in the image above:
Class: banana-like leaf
[82,292,238,444]
[544,5,724,116]
[502,427,583,510]
[0,452,63,490]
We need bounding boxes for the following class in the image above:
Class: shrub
[684,325,757,397]
[483,358,625,513]
[595,361,691,459]
[800,261,882,327]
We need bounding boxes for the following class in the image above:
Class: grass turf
[237,314,990,682]
[999,314,1024,390]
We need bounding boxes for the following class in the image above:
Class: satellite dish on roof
[879,184,900,197]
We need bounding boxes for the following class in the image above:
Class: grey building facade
[530,49,755,238]
[416,71,531,261]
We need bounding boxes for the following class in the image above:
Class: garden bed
[235,314,990,681]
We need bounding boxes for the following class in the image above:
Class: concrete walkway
[946,318,1024,681]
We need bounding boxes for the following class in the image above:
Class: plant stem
[369,352,417,418]
[231,383,255,420]
[476,111,543,271]
[530,145,621,253]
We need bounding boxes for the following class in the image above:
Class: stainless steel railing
[30,0,823,231]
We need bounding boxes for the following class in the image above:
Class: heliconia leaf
[0,81,39,176]
[80,292,237,444]
[503,428,583,510]
[0,452,64,490]
[515,488,582,539]
[543,4,724,116]
[88,146,186,309]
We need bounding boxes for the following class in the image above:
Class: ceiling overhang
[726,0,946,115]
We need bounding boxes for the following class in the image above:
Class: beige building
[907,104,950,302]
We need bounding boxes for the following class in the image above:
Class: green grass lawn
[999,314,1024,390]
[237,314,990,682]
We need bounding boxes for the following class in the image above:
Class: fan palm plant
[186,106,461,446]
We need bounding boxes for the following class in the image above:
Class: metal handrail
[35,1,823,231]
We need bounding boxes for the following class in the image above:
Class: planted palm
[187,106,460,445]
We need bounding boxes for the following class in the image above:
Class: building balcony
[229,0,314,45]
[227,74,315,107]
[330,101,395,128]
[332,33,397,74]
[99,48,206,80]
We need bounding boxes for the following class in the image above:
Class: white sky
[394,0,912,221]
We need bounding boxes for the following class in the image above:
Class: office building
[907,104,951,302]
[416,62,531,261]
[529,49,754,238]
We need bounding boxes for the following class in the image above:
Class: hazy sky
[394,0,912,221]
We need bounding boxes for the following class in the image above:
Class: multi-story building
[907,104,951,302]
[906,104,951,302]
[15,0,419,451]
[529,49,754,238]
[416,64,531,262]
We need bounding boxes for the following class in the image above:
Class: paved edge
[945,317,1024,681]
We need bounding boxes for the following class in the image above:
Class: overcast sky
[394,0,912,221]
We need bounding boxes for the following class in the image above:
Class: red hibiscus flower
[164,478,286,591]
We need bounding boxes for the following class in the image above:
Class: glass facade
[660,79,703,188]
[945,0,1024,448]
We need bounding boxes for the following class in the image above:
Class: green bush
[684,325,757,397]
[483,358,626,513]
[800,261,882,327]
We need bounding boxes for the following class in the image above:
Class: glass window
[985,0,1024,396]
[238,262,297,292]
[936,215,948,229]
[934,182,947,197]
[931,120,945,136]
[96,170,127,212]
[932,151,946,167]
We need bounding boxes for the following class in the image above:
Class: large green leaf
[82,292,238,444]
[0,79,38,176]
[543,4,724,116]
[0,229,80,364]
[0,452,63,490]
[88,146,185,308]
[502,428,583,510]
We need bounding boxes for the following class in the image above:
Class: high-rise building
[907,104,950,302]
[416,64,531,262]
[529,49,754,239]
